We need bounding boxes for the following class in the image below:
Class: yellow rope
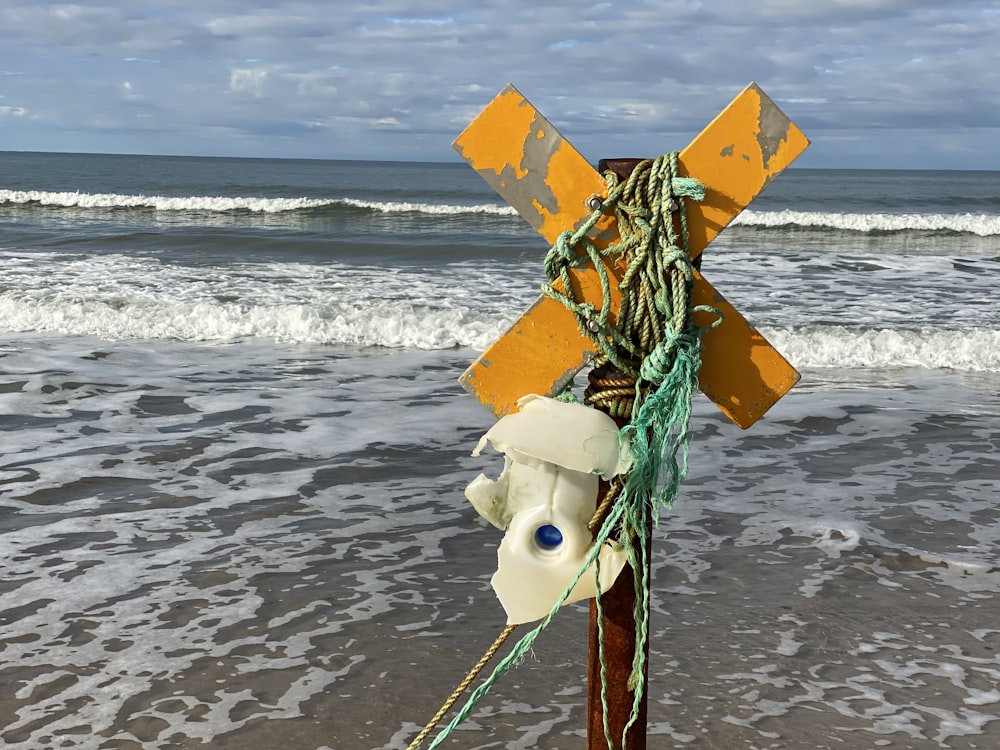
[408,446,621,749]
[407,623,518,750]
[588,474,625,535]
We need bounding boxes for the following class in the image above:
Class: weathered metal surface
[587,540,648,750]
[452,82,808,427]
[584,361,649,750]
[453,84,615,244]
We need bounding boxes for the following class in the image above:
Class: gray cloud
[0,0,997,168]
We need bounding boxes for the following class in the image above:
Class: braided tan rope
[406,623,518,750]
[410,434,625,750]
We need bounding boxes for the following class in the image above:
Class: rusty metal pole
[584,158,651,750]
[585,364,649,750]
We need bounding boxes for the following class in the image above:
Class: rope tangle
[412,152,722,750]
[576,153,721,748]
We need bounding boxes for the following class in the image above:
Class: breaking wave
[0,189,516,217]
[3,189,998,236]
[735,209,1000,236]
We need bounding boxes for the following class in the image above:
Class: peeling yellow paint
[453,87,536,179]
[680,83,809,262]
[533,138,606,244]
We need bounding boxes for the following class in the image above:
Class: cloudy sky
[1,1,998,169]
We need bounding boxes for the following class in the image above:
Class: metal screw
[587,319,601,333]
[585,194,603,211]
[665,198,679,213]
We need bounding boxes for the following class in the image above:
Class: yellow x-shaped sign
[454,83,809,428]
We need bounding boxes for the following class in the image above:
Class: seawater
[1,152,999,749]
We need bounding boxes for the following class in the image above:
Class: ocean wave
[735,209,1000,237]
[0,189,516,217]
[4,188,997,234]
[2,286,998,371]
[0,294,505,350]
[339,198,515,216]
[767,325,1000,372]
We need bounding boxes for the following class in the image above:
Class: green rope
[541,154,707,377]
[602,325,704,748]
[425,152,721,750]
[585,154,721,748]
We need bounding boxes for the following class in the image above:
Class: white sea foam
[0,252,537,350]
[3,247,998,368]
[5,287,997,371]
[4,188,998,231]
[0,188,516,216]
[339,197,515,216]
[0,188,329,213]
[0,294,505,350]
[766,325,1000,373]
[736,209,1000,236]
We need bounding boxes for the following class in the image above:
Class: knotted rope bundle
[414,153,720,750]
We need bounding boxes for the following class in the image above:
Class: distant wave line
[735,209,1000,237]
[0,189,518,217]
[2,189,997,234]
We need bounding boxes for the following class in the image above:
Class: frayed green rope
[592,320,707,749]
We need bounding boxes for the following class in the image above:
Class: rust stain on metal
[452,87,530,180]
